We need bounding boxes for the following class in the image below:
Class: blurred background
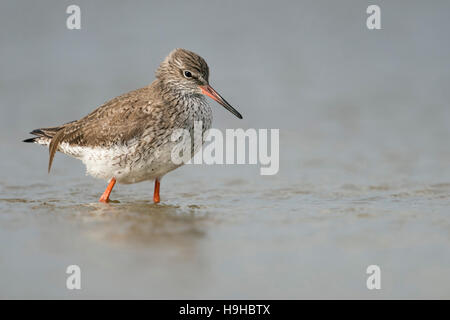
[0,0,449,298]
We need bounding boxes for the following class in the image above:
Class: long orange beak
[200,85,243,119]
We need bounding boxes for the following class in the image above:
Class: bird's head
[156,48,242,119]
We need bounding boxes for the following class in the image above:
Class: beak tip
[201,85,243,120]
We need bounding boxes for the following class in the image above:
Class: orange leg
[99,177,116,203]
[153,178,160,203]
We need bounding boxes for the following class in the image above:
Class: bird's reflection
[66,201,208,260]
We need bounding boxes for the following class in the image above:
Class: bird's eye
[183,70,193,78]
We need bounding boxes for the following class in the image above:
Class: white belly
[58,97,212,184]
[62,126,210,184]
[65,140,182,184]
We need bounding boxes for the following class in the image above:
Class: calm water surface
[1,129,449,298]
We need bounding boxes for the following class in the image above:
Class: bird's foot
[99,197,110,203]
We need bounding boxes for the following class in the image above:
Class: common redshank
[23,48,242,203]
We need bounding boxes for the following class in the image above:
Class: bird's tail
[23,125,71,172]
[23,127,62,145]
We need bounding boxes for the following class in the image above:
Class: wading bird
[24,48,242,203]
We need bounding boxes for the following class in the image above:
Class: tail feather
[23,126,62,142]
[29,127,61,139]
[23,126,65,172]
[47,130,65,173]
[23,137,38,143]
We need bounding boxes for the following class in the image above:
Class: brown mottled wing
[48,86,163,172]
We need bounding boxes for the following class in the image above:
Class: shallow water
[1,0,450,298]
[1,130,450,299]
